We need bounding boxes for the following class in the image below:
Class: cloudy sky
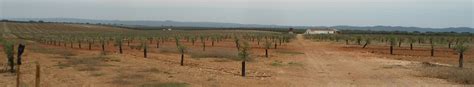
[1,0,473,28]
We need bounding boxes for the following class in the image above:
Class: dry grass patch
[138,68,174,74]
[55,55,114,71]
[418,63,474,84]
[110,73,146,85]
[158,46,180,53]
[189,48,239,60]
[275,50,304,55]
[270,60,303,67]
[140,82,189,87]
[30,44,76,56]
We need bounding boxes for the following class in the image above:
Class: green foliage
[388,36,397,46]
[238,41,250,61]
[270,60,284,66]
[175,36,181,46]
[263,40,272,49]
[177,45,186,54]
[365,38,372,44]
[3,41,14,57]
[114,37,123,46]
[408,37,417,43]
[454,44,469,53]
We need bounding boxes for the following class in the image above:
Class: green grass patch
[91,72,106,77]
[288,62,303,66]
[270,60,284,67]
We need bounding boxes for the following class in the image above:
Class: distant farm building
[304,28,338,34]
[162,28,172,31]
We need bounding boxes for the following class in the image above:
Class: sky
[1,0,473,28]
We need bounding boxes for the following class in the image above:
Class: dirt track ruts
[288,34,458,86]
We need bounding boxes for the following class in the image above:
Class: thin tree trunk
[448,42,451,48]
[180,53,184,66]
[203,42,206,51]
[241,61,246,77]
[362,43,368,48]
[102,43,105,54]
[431,46,434,57]
[265,49,268,58]
[459,53,464,68]
[398,41,402,47]
[279,39,282,45]
[212,40,215,46]
[274,43,277,49]
[346,40,349,45]
[144,47,147,58]
[88,42,92,50]
[390,46,393,55]
[79,41,81,48]
[156,42,160,48]
[35,62,40,87]
[119,44,123,54]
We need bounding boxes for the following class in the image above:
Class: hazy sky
[1,0,473,28]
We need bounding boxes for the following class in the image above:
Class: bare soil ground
[0,33,470,87]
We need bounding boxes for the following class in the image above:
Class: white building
[304,28,338,34]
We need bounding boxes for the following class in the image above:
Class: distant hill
[6,18,286,28]
[5,18,474,33]
[329,26,474,33]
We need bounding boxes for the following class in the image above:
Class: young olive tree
[191,36,196,46]
[234,37,240,50]
[447,38,454,48]
[175,36,181,47]
[3,41,15,73]
[388,36,397,55]
[88,39,93,50]
[177,45,187,66]
[78,39,82,49]
[408,37,416,50]
[115,37,123,54]
[238,41,250,77]
[100,38,106,55]
[454,44,469,68]
[200,36,206,51]
[429,38,435,57]
[398,38,404,47]
[356,36,362,45]
[264,40,272,58]
[362,38,371,48]
[142,40,148,58]
[211,36,216,46]
[155,38,160,48]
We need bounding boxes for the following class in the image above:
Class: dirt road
[286,34,457,86]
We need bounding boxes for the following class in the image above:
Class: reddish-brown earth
[0,22,471,87]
